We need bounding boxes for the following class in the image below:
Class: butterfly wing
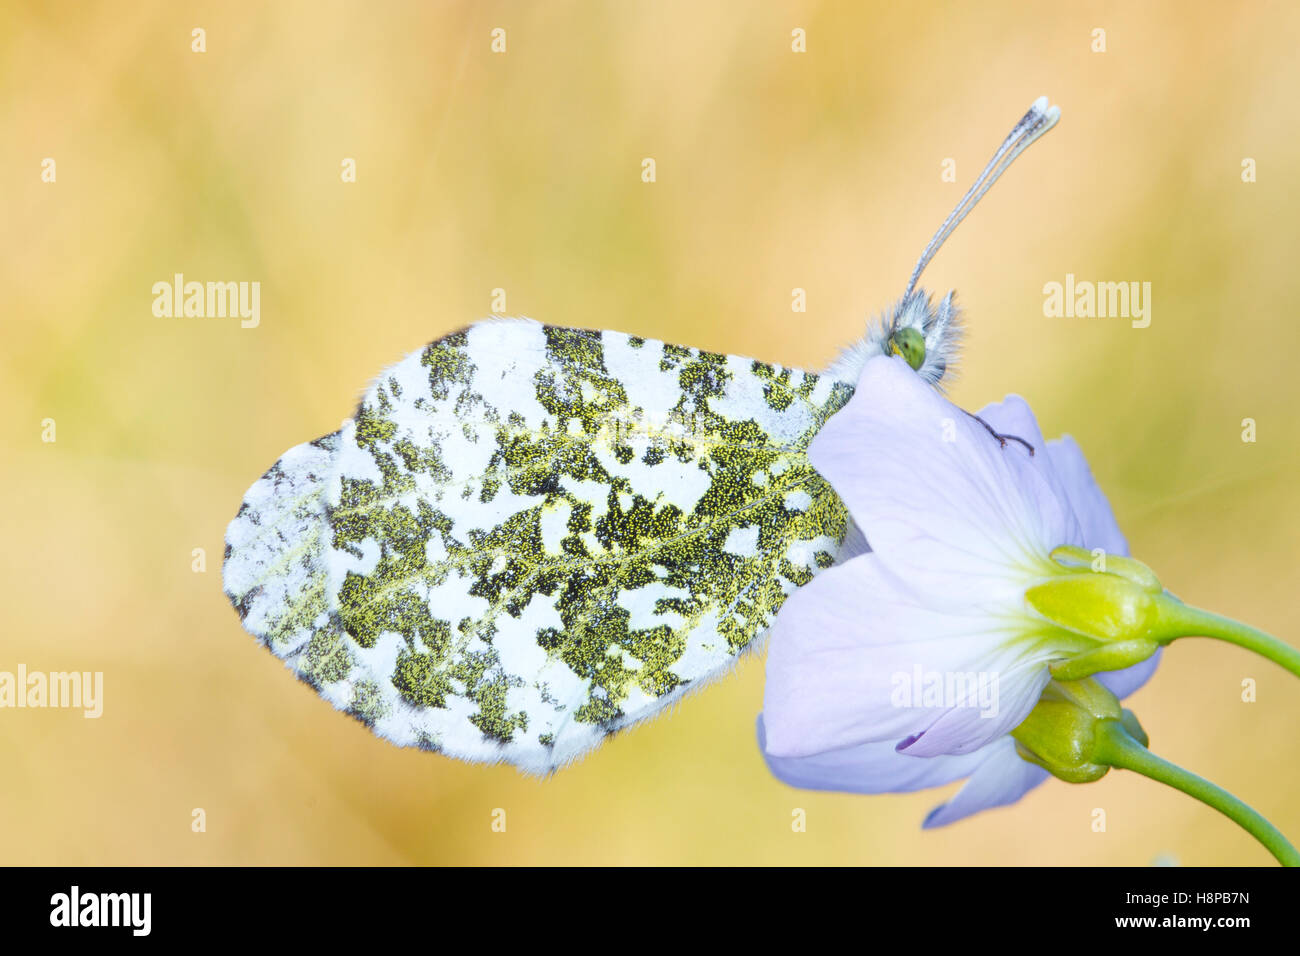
[225,318,854,772]
[223,433,361,691]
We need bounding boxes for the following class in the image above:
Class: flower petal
[763,554,1073,758]
[756,714,986,793]
[811,356,1070,605]
[976,395,1084,546]
[1045,435,1129,557]
[921,736,1050,828]
[894,654,1052,757]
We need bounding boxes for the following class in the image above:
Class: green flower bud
[1011,678,1148,784]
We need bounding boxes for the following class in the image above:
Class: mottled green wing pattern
[226,318,854,772]
[223,434,355,689]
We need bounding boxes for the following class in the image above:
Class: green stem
[1159,601,1300,679]
[1094,719,1299,866]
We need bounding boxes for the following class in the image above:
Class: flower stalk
[1092,718,1300,867]
[1012,678,1299,866]
[1156,603,1300,680]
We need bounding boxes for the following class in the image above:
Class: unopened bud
[1011,678,1148,784]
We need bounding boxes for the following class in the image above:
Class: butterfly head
[828,287,962,387]
[827,96,1059,392]
[883,287,963,385]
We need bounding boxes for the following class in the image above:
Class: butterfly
[223,97,1060,773]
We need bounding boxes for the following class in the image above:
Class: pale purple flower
[759,355,1158,826]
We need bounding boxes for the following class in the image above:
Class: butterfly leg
[965,410,1035,456]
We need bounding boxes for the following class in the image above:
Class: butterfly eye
[889,327,926,371]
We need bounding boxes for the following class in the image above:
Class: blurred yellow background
[2,0,1297,865]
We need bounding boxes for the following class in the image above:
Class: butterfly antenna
[902,95,1061,302]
